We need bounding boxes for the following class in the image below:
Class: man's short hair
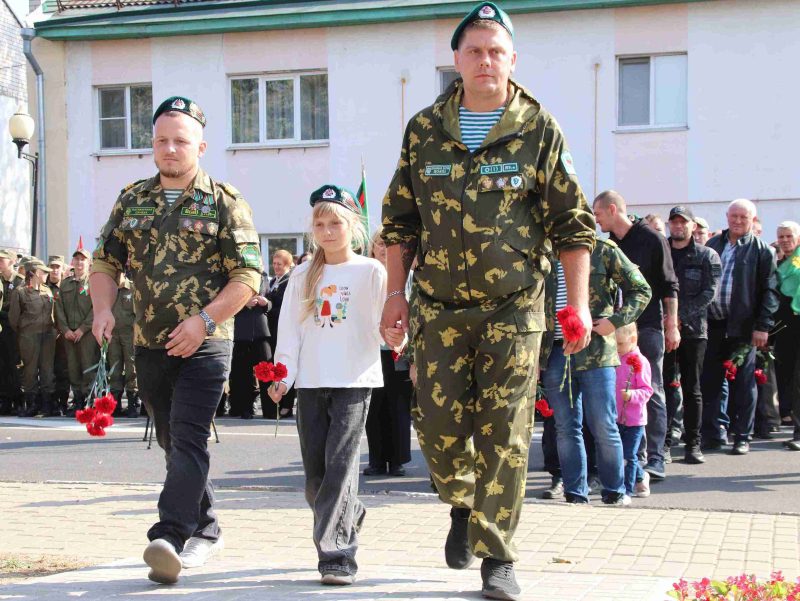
[272,249,294,265]
[458,19,510,48]
[778,221,800,237]
[728,198,757,217]
[593,190,627,212]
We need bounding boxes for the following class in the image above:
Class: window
[260,235,305,275]
[230,72,329,146]
[618,54,687,128]
[98,85,153,150]
[438,68,460,93]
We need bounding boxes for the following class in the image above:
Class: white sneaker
[621,494,632,506]
[321,570,355,585]
[634,471,650,498]
[143,539,181,584]
[179,536,225,568]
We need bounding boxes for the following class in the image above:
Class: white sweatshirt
[274,254,387,390]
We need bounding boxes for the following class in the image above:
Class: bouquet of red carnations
[74,340,117,437]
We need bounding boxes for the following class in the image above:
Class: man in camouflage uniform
[0,249,24,415]
[47,255,71,415]
[90,96,261,585]
[539,240,651,503]
[380,4,595,599]
[56,246,99,414]
[109,273,139,417]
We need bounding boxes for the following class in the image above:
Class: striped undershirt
[163,189,182,206]
[459,105,505,152]
[553,260,568,340]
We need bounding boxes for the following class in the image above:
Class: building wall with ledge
[32,0,800,259]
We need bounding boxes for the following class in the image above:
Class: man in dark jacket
[664,206,721,464]
[701,199,779,455]
[593,191,680,483]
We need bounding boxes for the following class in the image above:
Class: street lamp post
[8,109,39,256]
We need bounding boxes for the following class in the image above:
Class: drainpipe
[20,28,47,259]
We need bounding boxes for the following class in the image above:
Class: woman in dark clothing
[264,250,295,419]
[363,231,412,476]
[229,272,271,419]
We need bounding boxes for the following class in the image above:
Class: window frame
[616,52,688,132]
[260,234,305,276]
[437,67,460,94]
[95,83,154,155]
[228,70,330,150]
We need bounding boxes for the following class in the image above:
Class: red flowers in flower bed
[755,368,768,385]
[669,571,800,600]
[535,398,554,418]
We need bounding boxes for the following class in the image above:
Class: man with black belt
[90,96,262,584]
[664,206,720,464]
[47,255,71,415]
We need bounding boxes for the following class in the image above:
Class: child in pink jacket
[615,324,654,498]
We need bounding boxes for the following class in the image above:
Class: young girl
[269,184,403,585]
[614,323,654,500]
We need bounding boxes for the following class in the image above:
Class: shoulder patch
[121,179,147,195]
[219,182,243,199]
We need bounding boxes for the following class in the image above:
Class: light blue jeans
[542,345,625,501]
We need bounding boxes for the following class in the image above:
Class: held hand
[73,329,84,343]
[563,305,592,355]
[166,314,206,358]
[752,330,769,350]
[591,318,616,337]
[64,330,75,342]
[92,311,115,346]
[268,382,287,404]
[381,295,409,339]
[383,326,406,350]
[247,295,268,309]
[665,323,681,353]
[622,390,632,402]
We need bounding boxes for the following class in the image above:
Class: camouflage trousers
[410,286,543,562]
[109,328,137,396]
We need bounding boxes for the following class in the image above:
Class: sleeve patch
[241,244,262,269]
[561,151,577,176]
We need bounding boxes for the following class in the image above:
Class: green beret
[0,249,16,260]
[451,2,514,50]
[153,96,206,128]
[309,185,362,215]
[694,216,709,230]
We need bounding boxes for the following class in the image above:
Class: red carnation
[723,360,734,371]
[94,394,117,415]
[272,362,288,381]
[556,306,586,343]
[626,354,643,374]
[75,407,97,424]
[725,365,737,381]
[86,423,106,437]
[535,398,554,418]
[94,413,114,429]
[254,361,275,382]
[669,380,681,389]
[754,369,767,385]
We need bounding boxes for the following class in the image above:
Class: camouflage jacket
[1,272,24,322]
[381,78,595,306]
[92,169,262,349]
[55,275,94,334]
[9,284,55,334]
[541,239,652,371]
[112,277,136,333]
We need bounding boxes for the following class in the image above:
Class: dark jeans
[296,387,370,575]
[136,340,232,552]
[638,327,667,465]
[365,350,412,468]
[229,339,271,417]
[665,339,707,448]
[701,320,757,443]
[0,321,22,402]
[541,416,561,478]
[775,311,800,420]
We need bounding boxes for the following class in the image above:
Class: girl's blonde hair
[368,227,384,259]
[300,201,369,321]
[614,322,638,344]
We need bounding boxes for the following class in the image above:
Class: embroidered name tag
[180,207,218,219]
[480,162,519,175]
[125,207,156,217]
[424,165,452,177]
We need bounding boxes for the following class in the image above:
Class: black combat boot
[444,507,474,569]
[37,393,54,418]
[65,394,86,417]
[126,392,140,418]
[22,393,39,418]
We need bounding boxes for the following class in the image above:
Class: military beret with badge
[451,1,514,50]
[309,184,362,215]
[153,96,206,128]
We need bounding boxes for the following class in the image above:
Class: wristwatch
[199,310,216,336]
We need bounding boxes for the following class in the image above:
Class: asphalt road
[1,415,797,515]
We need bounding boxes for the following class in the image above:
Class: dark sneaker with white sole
[445,506,474,569]
[481,557,521,600]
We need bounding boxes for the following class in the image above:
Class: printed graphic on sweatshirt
[315,284,351,328]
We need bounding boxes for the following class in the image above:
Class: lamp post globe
[9,109,35,157]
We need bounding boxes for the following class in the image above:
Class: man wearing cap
[0,249,24,415]
[664,206,720,464]
[47,255,71,415]
[55,245,99,415]
[109,272,139,417]
[9,258,57,417]
[90,96,262,585]
[381,4,595,599]
[693,217,711,246]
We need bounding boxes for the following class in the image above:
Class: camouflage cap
[48,254,67,267]
[451,2,514,50]
[72,247,92,259]
[694,216,709,230]
[153,96,206,128]
[309,184,362,215]
[0,249,17,260]
[24,258,51,273]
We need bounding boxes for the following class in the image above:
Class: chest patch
[480,162,519,175]
[424,165,452,177]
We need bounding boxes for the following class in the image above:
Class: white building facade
[29,0,800,262]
